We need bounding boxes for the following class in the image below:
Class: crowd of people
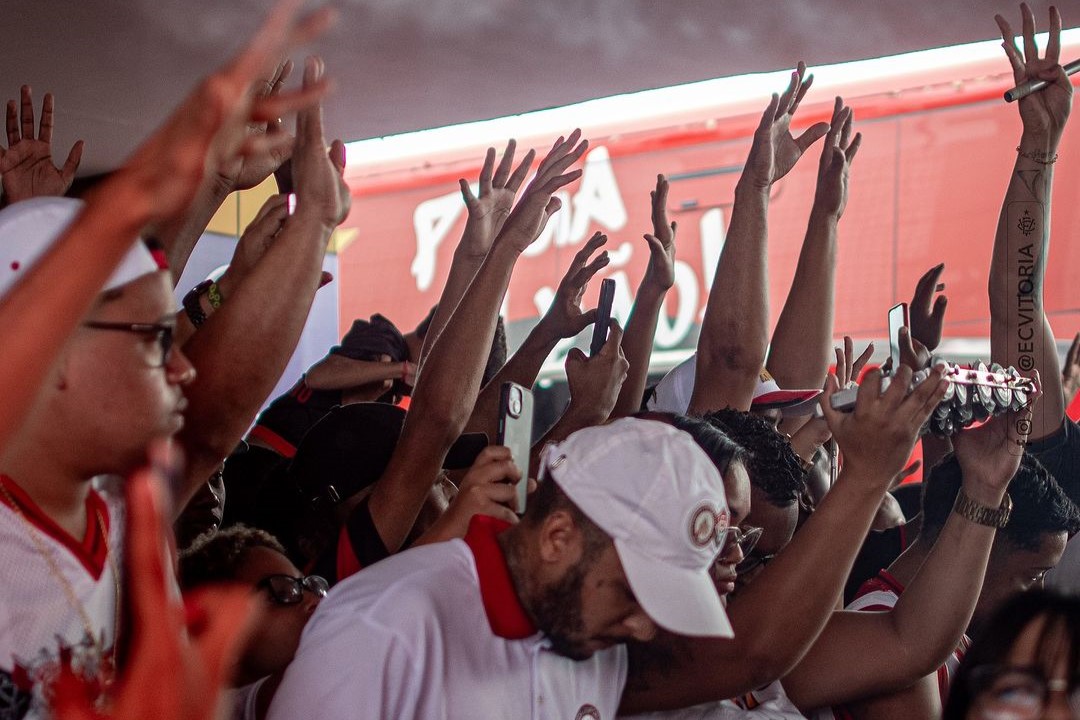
[0,2,1077,719]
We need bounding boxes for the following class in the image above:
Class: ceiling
[3,0,1068,176]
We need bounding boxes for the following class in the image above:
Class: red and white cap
[0,197,162,300]
[541,417,733,638]
[648,353,821,415]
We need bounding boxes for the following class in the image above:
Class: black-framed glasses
[84,321,174,368]
[968,664,1080,719]
[257,574,329,606]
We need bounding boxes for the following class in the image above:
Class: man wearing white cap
[0,18,344,717]
[268,418,733,720]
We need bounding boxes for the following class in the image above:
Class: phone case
[497,382,534,514]
[590,279,616,357]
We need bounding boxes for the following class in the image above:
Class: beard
[531,558,593,660]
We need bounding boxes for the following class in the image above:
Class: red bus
[335,35,1080,399]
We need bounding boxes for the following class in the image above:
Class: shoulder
[308,539,475,637]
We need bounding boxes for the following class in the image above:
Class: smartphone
[590,278,616,356]
[497,382,534,514]
[887,302,909,374]
[287,193,297,216]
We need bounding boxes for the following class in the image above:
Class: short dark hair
[703,408,804,507]
[178,524,286,590]
[635,411,748,478]
[921,452,1080,550]
[522,474,610,557]
[943,589,1080,720]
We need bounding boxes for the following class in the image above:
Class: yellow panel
[204,178,349,255]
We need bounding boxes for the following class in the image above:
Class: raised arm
[465,231,609,436]
[689,64,829,415]
[177,53,346,512]
[417,141,534,366]
[770,98,860,434]
[621,366,948,713]
[367,131,588,553]
[0,85,83,205]
[533,320,629,453]
[0,1,330,458]
[157,59,297,279]
[988,4,1071,441]
[613,175,677,418]
[782,408,1029,711]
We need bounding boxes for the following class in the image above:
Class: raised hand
[953,394,1036,504]
[995,4,1072,141]
[813,97,861,218]
[563,319,630,424]
[537,231,610,340]
[821,365,947,481]
[1063,332,1080,405]
[909,263,948,352]
[216,194,290,296]
[642,174,677,291]
[743,62,831,190]
[496,129,588,252]
[0,85,83,203]
[291,56,351,231]
[118,0,336,224]
[216,59,296,192]
[789,337,872,461]
[459,140,536,257]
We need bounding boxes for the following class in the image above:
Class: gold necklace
[0,479,121,671]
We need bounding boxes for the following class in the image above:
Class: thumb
[565,347,587,368]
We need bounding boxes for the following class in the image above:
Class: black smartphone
[590,278,616,356]
[497,382,534,514]
[888,302,909,374]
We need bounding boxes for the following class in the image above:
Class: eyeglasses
[84,321,174,368]
[256,574,329,605]
[736,549,778,576]
[711,526,763,580]
[723,525,763,558]
[969,664,1080,720]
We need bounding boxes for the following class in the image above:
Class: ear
[537,509,585,568]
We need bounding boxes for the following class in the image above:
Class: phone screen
[497,382,534,515]
[590,278,616,357]
[888,303,908,372]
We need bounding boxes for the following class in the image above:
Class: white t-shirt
[0,476,124,720]
[626,680,808,719]
[267,515,628,720]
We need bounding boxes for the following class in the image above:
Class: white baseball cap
[0,197,161,300]
[542,417,733,638]
[648,353,821,415]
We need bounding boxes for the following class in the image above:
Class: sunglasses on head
[257,574,329,605]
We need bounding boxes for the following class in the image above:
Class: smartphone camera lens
[508,388,523,418]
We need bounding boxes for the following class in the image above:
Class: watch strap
[952,488,1012,529]
[182,279,213,328]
